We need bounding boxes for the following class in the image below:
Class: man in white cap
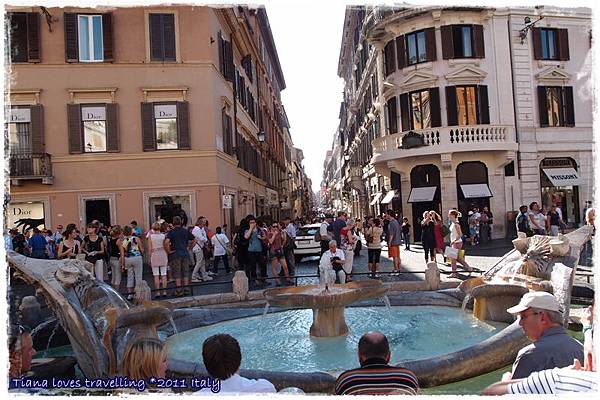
[505,291,583,380]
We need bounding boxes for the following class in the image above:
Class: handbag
[441,224,451,238]
[444,246,459,259]
[214,235,232,257]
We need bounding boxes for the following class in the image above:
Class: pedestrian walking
[107,225,123,290]
[283,217,297,276]
[340,219,358,283]
[191,217,213,282]
[528,202,547,235]
[401,217,411,250]
[244,216,267,286]
[446,210,473,278]
[165,216,195,297]
[211,226,231,274]
[432,212,444,262]
[365,218,383,278]
[385,210,402,274]
[421,212,436,264]
[120,225,144,299]
[268,222,291,286]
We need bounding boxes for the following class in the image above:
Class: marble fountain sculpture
[7,251,172,378]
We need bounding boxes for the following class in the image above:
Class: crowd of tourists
[9,290,595,395]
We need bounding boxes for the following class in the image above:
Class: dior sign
[81,106,106,121]
[154,105,177,119]
[10,108,31,123]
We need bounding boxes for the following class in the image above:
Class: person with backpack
[120,225,145,299]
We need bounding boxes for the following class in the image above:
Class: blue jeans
[403,233,410,249]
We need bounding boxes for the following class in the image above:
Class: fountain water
[45,322,61,352]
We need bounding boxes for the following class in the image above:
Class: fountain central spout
[264,281,387,337]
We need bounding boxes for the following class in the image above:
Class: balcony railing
[372,125,517,164]
[9,153,53,183]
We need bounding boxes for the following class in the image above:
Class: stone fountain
[263,280,387,337]
[7,251,172,378]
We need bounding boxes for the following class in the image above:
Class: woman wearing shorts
[267,222,291,286]
[365,218,383,278]
[148,222,168,298]
[448,210,473,278]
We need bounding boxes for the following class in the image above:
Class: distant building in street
[5,5,311,231]
[328,5,592,239]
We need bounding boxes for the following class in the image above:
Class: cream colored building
[334,5,592,239]
[5,5,308,233]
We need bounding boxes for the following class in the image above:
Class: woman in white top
[211,226,230,274]
[528,202,547,235]
[147,222,168,298]
[365,217,384,278]
[448,210,473,278]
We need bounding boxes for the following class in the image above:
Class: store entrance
[409,165,441,241]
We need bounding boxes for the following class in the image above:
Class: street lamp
[257,130,265,143]
[519,15,544,44]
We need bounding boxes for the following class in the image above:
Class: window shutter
[141,102,156,151]
[105,103,119,152]
[9,13,28,63]
[176,101,191,149]
[424,28,437,62]
[384,40,396,76]
[563,86,575,127]
[224,40,235,82]
[218,33,224,74]
[26,13,40,62]
[445,86,458,126]
[149,14,163,61]
[30,105,44,154]
[440,25,454,59]
[532,28,542,60]
[477,85,490,124]
[429,88,441,127]
[473,25,485,58]
[387,96,398,134]
[399,93,410,132]
[396,35,406,69]
[102,13,114,62]
[163,14,176,62]
[558,29,570,61]
[537,86,549,127]
[64,13,79,62]
[67,104,82,153]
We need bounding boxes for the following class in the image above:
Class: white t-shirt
[450,221,462,243]
[508,367,598,394]
[319,222,331,240]
[192,226,208,252]
[211,233,229,257]
[193,374,276,395]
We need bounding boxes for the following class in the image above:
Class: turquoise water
[166,306,507,373]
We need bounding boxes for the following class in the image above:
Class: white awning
[381,190,397,204]
[542,168,582,187]
[407,187,437,203]
[460,184,493,199]
[369,192,383,205]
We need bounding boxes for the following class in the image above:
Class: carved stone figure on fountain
[319,240,346,285]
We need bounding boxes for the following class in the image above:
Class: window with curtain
[78,15,104,62]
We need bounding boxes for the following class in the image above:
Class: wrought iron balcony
[9,152,53,184]
[372,125,518,164]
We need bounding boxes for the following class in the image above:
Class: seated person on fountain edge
[504,291,583,380]
[482,303,596,395]
[9,324,36,379]
[194,334,276,395]
[335,331,419,395]
[319,240,346,285]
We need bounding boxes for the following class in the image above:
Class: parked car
[294,223,321,263]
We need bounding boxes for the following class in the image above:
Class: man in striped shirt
[334,331,419,395]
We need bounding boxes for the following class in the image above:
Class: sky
[266,0,347,193]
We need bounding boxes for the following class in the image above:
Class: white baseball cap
[507,291,560,314]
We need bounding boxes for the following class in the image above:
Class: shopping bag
[444,246,459,259]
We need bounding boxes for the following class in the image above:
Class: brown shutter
[477,85,490,124]
[218,33,224,74]
[558,29,570,61]
[429,88,441,127]
[445,86,458,126]
[102,13,113,62]
[105,103,119,152]
[9,13,28,63]
[537,86,549,127]
[396,35,405,69]
[424,28,437,62]
[163,14,176,62]
[399,93,410,132]
[67,104,82,153]
[141,102,156,151]
[441,25,454,59]
[473,25,485,58]
[149,14,163,61]
[26,13,40,62]
[176,101,191,149]
[30,105,44,154]
[64,13,78,62]
[224,39,235,82]
[563,86,575,127]
[384,40,396,76]
[387,96,398,134]
[532,28,542,60]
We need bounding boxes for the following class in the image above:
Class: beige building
[5,5,309,233]
[333,5,592,239]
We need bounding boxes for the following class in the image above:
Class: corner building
[6,5,298,232]
[337,6,592,239]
